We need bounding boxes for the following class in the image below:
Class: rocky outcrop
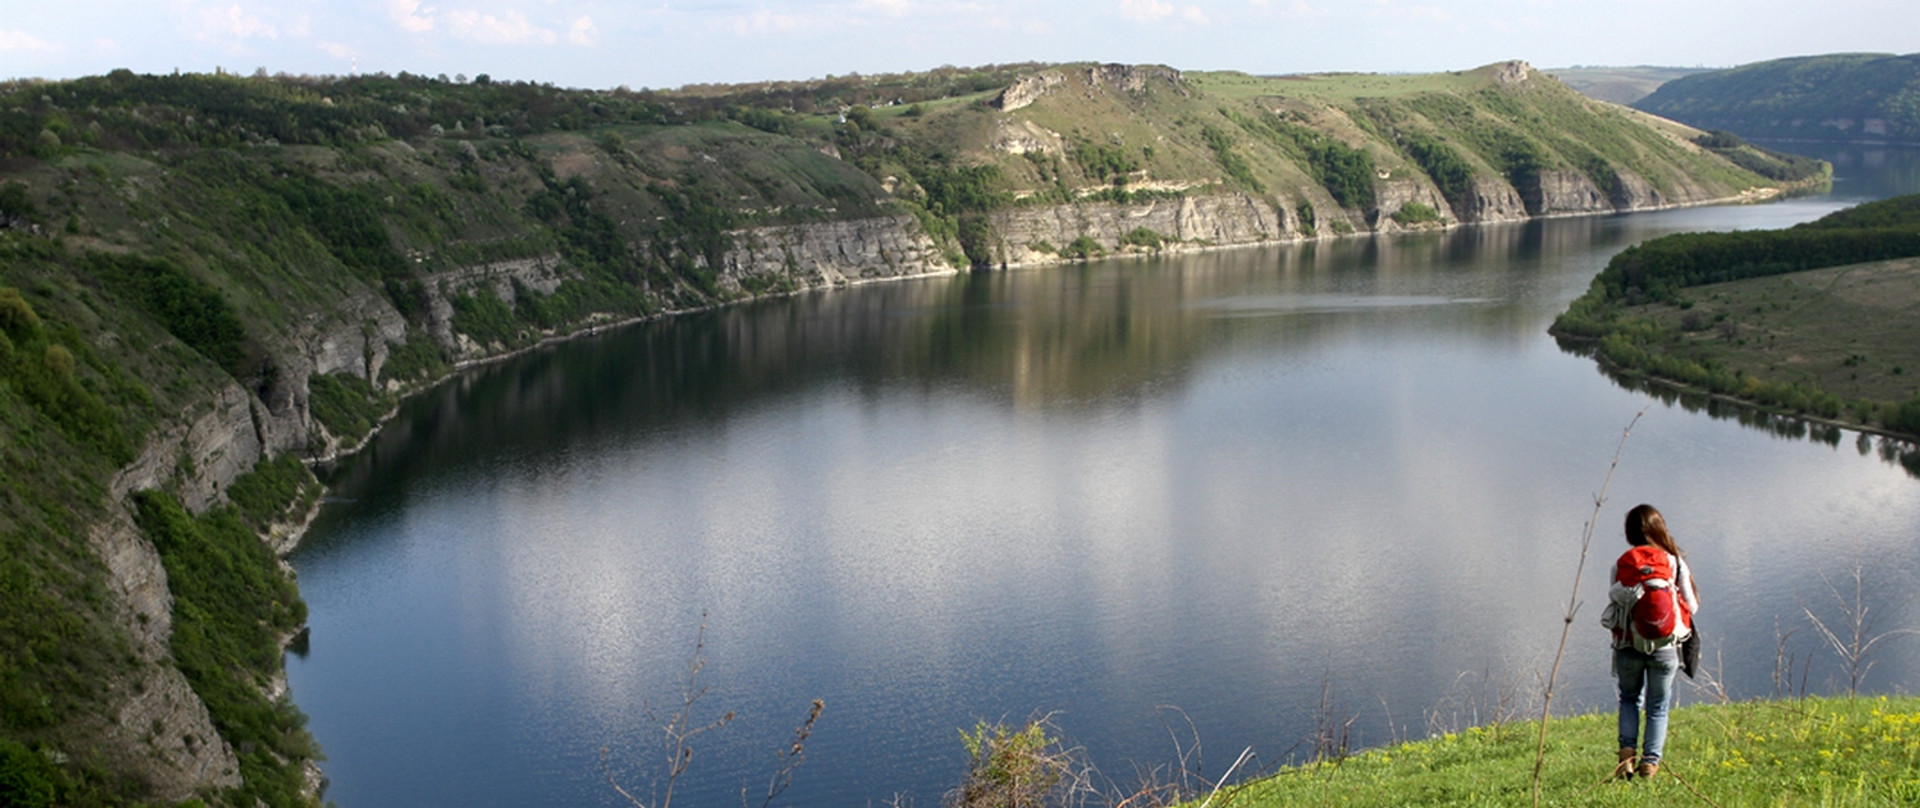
[422,254,568,360]
[112,383,263,513]
[991,64,1185,111]
[720,214,953,287]
[986,193,1288,266]
[991,119,1066,156]
[84,513,243,802]
[1372,175,1457,230]
[991,72,1067,112]
[1085,64,1185,95]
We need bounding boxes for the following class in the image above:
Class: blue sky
[3,0,1916,89]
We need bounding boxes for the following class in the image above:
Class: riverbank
[1219,694,1920,807]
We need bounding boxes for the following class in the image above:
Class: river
[287,142,1920,807]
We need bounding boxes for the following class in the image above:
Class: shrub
[1389,202,1442,225]
[1120,228,1166,250]
[0,286,42,341]
[84,254,253,377]
[949,719,1082,808]
[224,452,320,531]
[0,739,56,808]
[1060,236,1104,260]
[1404,134,1474,210]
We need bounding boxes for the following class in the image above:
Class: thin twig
[1533,406,1646,806]
[1196,746,1254,808]
[1663,762,1725,808]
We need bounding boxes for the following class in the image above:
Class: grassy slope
[1623,258,1920,406]
[1634,53,1920,142]
[1225,695,1920,807]
[830,61,1797,242]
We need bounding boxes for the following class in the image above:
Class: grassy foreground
[1220,695,1920,807]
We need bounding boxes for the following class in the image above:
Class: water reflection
[1600,370,1920,474]
[289,146,1920,808]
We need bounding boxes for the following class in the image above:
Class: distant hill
[1633,53,1920,142]
[1546,66,1709,105]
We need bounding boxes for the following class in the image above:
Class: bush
[85,254,253,377]
[1389,202,1442,225]
[0,739,56,808]
[224,452,320,532]
[1060,236,1104,261]
[1404,134,1474,210]
[1200,125,1263,192]
[949,719,1080,808]
[1120,228,1166,250]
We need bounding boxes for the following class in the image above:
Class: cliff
[0,60,1812,806]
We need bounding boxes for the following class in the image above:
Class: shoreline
[266,185,1812,558]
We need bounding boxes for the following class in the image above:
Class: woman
[1605,503,1699,781]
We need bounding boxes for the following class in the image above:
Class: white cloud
[860,0,915,17]
[447,9,558,44]
[0,28,60,53]
[195,4,278,40]
[1366,0,1452,23]
[1182,5,1211,23]
[1119,0,1176,23]
[317,41,354,59]
[733,8,811,35]
[389,0,436,33]
[568,16,598,46]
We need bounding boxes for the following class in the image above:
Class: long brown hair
[1625,503,1682,558]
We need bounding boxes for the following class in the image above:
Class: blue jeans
[1615,647,1679,761]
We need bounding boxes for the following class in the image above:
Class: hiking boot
[1614,747,1637,780]
[1635,759,1660,780]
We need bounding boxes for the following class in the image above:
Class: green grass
[1189,69,1491,101]
[1223,695,1920,807]
[1627,260,1920,406]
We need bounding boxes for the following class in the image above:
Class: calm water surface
[288,145,1920,807]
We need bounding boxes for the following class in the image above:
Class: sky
[2,0,1916,90]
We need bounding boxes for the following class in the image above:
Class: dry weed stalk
[1803,547,1920,696]
[602,614,823,808]
[1532,407,1645,807]
[1771,621,1810,699]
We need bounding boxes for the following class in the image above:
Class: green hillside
[0,62,1813,806]
[1552,193,1920,446]
[1634,53,1920,142]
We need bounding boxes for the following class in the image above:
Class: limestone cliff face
[84,515,244,802]
[986,193,1287,266]
[1372,176,1458,231]
[719,214,953,288]
[423,254,568,362]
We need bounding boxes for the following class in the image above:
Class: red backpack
[1614,546,1691,647]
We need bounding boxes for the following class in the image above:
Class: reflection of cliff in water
[1604,369,1920,478]
[322,213,1658,503]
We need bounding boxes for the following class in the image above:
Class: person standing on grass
[1604,503,1699,781]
